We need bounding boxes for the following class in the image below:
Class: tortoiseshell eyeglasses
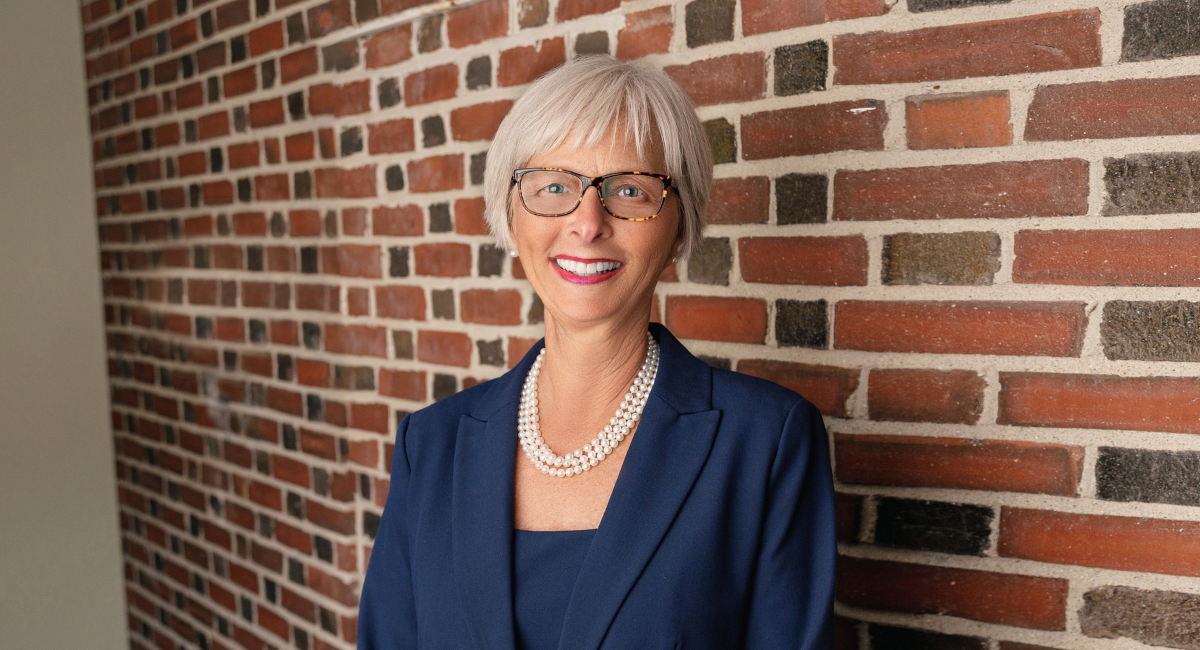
[511,168,673,222]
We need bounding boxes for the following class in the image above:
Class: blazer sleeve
[358,415,418,649]
[743,399,837,649]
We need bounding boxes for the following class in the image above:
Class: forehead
[525,127,666,176]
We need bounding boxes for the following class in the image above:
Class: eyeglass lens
[519,170,665,219]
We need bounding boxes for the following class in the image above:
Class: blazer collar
[452,324,720,650]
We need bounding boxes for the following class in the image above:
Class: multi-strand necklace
[518,331,660,478]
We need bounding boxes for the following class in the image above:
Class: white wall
[0,2,126,648]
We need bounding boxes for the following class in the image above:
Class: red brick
[741,100,886,160]
[336,80,371,117]
[300,429,337,460]
[296,359,331,387]
[408,154,464,193]
[296,284,339,312]
[365,24,413,69]
[835,433,1083,495]
[338,244,381,278]
[837,557,1067,631]
[249,98,285,128]
[906,91,1011,149]
[272,454,310,488]
[130,35,155,63]
[178,151,207,177]
[707,177,768,225]
[744,0,887,36]
[454,198,489,235]
[350,403,389,434]
[270,320,299,345]
[999,372,1200,435]
[308,0,353,38]
[665,296,766,344]
[557,0,617,21]
[375,285,426,320]
[1014,229,1200,287]
[1027,76,1200,141]
[197,112,230,141]
[211,245,244,269]
[315,166,377,199]
[309,83,337,116]
[736,360,858,418]
[253,174,288,201]
[306,499,354,535]
[834,494,860,544]
[447,0,507,47]
[450,101,512,142]
[414,242,471,277]
[307,564,358,606]
[243,280,272,307]
[616,6,672,61]
[379,369,425,401]
[498,37,566,87]
[325,324,387,358]
[347,440,380,468]
[404,63,458,106]
[461,289,522,325]
[868,369,985,424]
[216,0,251,30]
[834,301,1087,357]
[223,65,257,98]
[373,204,424,236]
[176,82,204,109]
[249,21,285,56]
[133,94,158,119]
[196,43,226,75]
[666,53,766,107]
[280,47,319,85]
[228,142,259,169]
[188,279,218,305]
[367,118,415,154]
[243,352,273,376]
[418,330,473,367]
[834,10,1101,85]
[348,287,370,315]
[833,159,1089,221]
[267,387,303,416]
[739,236,867,286]
[234,213,267,236]
[286,132,315,161]
[999,508,1200,578]
[156,123,181,148]
[290,209,322,237]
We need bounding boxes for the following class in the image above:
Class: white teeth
[554,259,621,276]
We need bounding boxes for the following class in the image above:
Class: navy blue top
[359,324,836,650]
[512,529,597,650]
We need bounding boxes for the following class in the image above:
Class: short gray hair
[483,55,712,260]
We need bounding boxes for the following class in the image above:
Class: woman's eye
[615,185,644,198]
[542,183,566,194]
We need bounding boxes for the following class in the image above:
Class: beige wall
[0,2,126,648]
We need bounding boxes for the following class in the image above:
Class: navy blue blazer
[358,324,836,649]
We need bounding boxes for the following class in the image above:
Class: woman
[359,55,835,649]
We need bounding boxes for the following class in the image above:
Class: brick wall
[81,0,1200,647]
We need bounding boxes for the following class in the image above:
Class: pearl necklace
[518,331,660,478]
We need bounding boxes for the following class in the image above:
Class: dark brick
[776,173,826,224]
[379,77,402,108]
[685,0,734,48]
[883,232,1000,285]
[775,299,827,349]
[688,237,731,285]
[869,625,986,650]
[774,40,827,97]
[286,13,306,44]
[303,322,321,349]
[909,0,1010,11]
[874,498,993,556]
[697,355,731,371]
[340,127,363,156]
[421,115,446,147]
[527,294,544,324]
[1102,300,1200,361]
[431,289,454,319]
[477,339,504,366]
[1122,0,1200,62]
[1104,152,1200,216]
[356,0,380,22]
[386,165,405,191]
[1080,585,1200,648]
[433,373,457,401]
[294,171,312,199]
[575,31,608,55]
[1096,447,1200,507]
[704,118,736,164]
[470,152,487,185]
[478,244,505,277]
[388,246,409,277]
[518,0,548,28]
[429,203,452,232]
[261,60,276,88]
[417,14,442,53]
[466,56,491,90]
[288,91,305,120]
[322,41,358,72]
[393,330,414,359]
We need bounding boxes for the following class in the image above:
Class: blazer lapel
[557,325,721,650]
[451,341,543,650]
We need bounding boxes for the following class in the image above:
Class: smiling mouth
[553,258,622,277]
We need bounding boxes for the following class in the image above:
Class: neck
[536,313,651,446]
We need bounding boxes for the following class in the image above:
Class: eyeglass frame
[511,167,675,222]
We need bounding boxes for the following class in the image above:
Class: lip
[550,255,623,285]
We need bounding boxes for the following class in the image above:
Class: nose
[568,186,612,243]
